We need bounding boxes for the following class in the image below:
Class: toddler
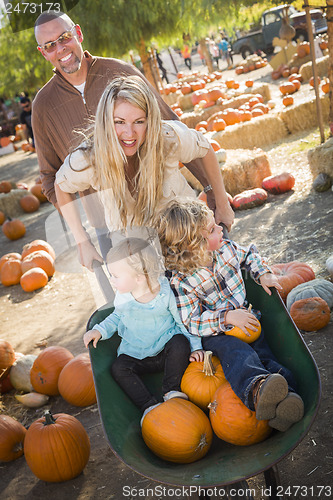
[83,236,202,424]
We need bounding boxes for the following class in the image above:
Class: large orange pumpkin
[58,353,97,407]
[142,399,213,463]
[181,351,226,410]
[0,211,5,225]
[21,239,56,261]
[30,346,74,395]
[30,184,48,203]
[270,261,315,302]
[0,415,26,462]
[289,297,331,331]
[21,250,55,277]
[24,411,90,482]
[0,259,22,286]
[208,382,272,446]
[2,218,26,240]
[20,268,49,292]
[0,340,16,370]
[262,172,295,194]
[232,188,267,210]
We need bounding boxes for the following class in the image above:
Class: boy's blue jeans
[202,331,296,411]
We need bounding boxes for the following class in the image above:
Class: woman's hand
[189,349,205,362]
[83,329,102,348]
[225,309,260,337]
[260,273,283,296]
[77,240,104,271]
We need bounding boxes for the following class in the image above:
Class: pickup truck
[232,4,327,59]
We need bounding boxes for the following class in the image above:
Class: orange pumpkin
[141,399,213,463]
[19,194,40,213]
[309,76,321,88]
[226,319,261,344]
[270,261,316,302]
[208,382,272,446]
[180,83,191,95]
[195,121,208,131]
[251,108,264,118]
[0,340,16,370]
[0,259,22,286]
[207,88,225,102]
[21,250,55,277]
[283,96,294,107]
[209,139,221,152]
[221,108,241,126]
[24,411,90,482]
[0,211,5,225]
[2,218,26,240]
[212,118,226,132]
[279,81,296,95]
[225,79,235,89]
[0,252,22,272]
[181,351,226,410]
[232,188,267,210]
[290,297,331,331]
[58,353,97,407]
[20,268,49,292]
[0,181,12,194]
[30,184,48,203]
[0,415,26,462]
[21,239,56,261]
[30,346,74,395]
[245,79,253,88]
[262,172,295,194]
[321,78,330,94]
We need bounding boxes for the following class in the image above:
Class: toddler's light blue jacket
[93,276,202,359]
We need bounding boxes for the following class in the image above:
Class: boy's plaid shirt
[170,239,271,338]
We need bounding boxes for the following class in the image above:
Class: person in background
[181,44,192,70]
[19,97,35,148]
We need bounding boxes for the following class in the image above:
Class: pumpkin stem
[43,410,56,426]
[207,401,217,414]
[248,303,252,313]
[202,351,215,376]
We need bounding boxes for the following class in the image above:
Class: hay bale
[212,115,288,150]
[307,137,333,178]
[162,92,179,106]
[279,94,329,134]
[0,189,28,218]
[299,55,329,82]
[179,148,272,196]
[178,94,194,111]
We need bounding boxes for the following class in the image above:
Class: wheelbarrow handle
[92,260,115,304]
[219,222,229,239]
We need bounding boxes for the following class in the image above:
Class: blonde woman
[55,75,234,270]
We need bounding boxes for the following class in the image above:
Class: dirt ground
[1,78,333,498]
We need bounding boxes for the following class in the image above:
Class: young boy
[158,198,304,432]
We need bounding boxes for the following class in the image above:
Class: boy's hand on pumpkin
[189,350,205,362]
[225,309,260,334]
[260,273,283,295]
[83,329,101,348]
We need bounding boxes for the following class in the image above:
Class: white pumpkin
[9,354,37,392]
[286,279,333,311]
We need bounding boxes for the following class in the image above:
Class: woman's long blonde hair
[75,76,165,228]
[157,199,213,274]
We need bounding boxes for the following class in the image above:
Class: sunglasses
[38,25,77,53]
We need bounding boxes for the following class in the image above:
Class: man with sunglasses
[32,10,234,227]
[20,97,35,149]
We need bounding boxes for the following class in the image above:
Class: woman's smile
[114,100,147,156]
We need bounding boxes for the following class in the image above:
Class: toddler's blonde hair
[158,198,213,274]
[106,237,164,291]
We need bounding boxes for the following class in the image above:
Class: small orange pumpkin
[283,95,294,107]
[212,118,226,132]
[226,318,261,343]
[20,268,49,292]
[58,353,97,407]
[30,184,48,203]
[0,259,22,286]
[290,297,331,331]
[2,218,26,240]
[30,346,74,395]
[0,211,5,225]
[19,194,40,213]
[0,340,16,370]
[0,415,26,462]
[0,181,12,194]
[181,351,226,410]
[208,382,272,446]
[0,252,22,272]
[142,399,213,463]
[245,79,253,88]
[279,81,296,95]
[21,250,55,277]
[24,411,90,482]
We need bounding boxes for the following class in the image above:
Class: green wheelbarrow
[87,273,321,500]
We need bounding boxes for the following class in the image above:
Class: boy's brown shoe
[253,373,289,420]
[269,392,304,432]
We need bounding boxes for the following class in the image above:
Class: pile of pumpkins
[0,340,95,482]
[0,239,55,292]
